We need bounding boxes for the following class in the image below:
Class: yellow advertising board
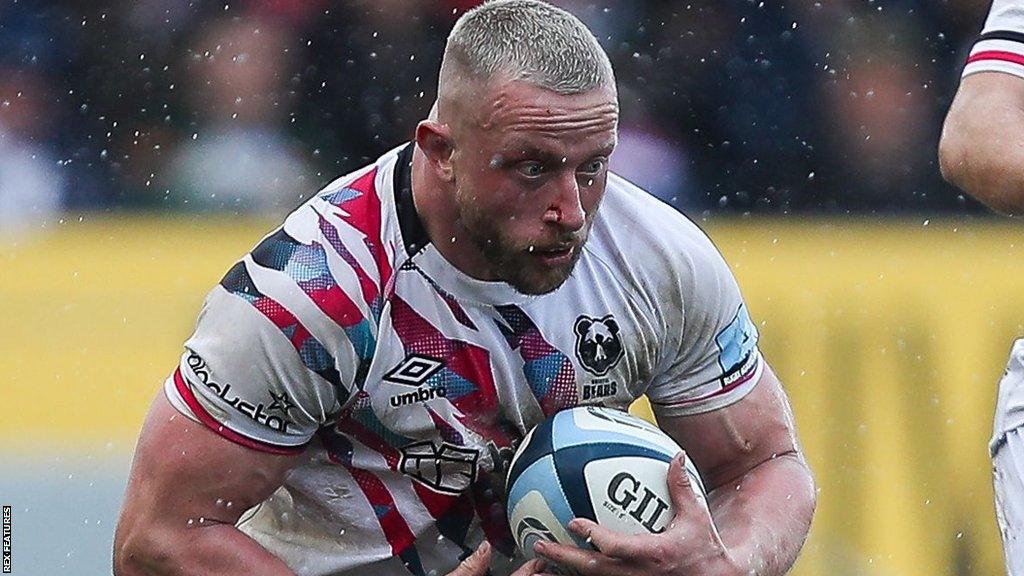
[2,216,1021,574]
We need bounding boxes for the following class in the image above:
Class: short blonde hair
[440,0,615,95]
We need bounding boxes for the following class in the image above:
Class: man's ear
[416,120,455,183]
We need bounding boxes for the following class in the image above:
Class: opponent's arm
[535,365,815,576]
[939,72,1024,214]
[113,392,303,575]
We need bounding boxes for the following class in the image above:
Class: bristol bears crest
[574,315,624,376]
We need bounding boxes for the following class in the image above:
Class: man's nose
[543,172,586,231]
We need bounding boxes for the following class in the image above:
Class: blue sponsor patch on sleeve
[714,304,758,374]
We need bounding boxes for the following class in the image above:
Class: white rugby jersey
[964,0,1024,78]
[164,143,762,576]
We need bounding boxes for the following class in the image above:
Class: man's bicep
[122,391,303,528]
[173,281,343,452]
[653,363,801,492]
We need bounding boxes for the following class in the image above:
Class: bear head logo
[574,315,624,376]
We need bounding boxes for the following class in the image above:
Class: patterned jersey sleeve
[644,218,762,419]
[164,167,388,453]
[963,0,1024,78]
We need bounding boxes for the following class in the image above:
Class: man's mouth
[531,244,576,266]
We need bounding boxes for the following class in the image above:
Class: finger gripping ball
[505,406,706,558]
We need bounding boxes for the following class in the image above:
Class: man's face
[449,80,618,295]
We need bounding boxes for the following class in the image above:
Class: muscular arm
[113,392,304,575]
[939,72,1024,215]
[657,364,816,575]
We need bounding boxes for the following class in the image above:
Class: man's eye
[516,162,545,178]
[580,159,606,175]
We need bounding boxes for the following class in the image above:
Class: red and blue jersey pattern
[166,143,762,576]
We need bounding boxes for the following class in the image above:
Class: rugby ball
[505,406,706,558]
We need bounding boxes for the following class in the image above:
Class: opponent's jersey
[164,143,762,576]
[964,0,1024,78]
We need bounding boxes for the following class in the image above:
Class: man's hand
[447,541,548,576]
[532,453,739,576]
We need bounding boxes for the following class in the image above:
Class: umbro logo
[385,354,446,407]
[384,354,444,386]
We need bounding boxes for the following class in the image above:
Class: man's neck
[409,146,497,281]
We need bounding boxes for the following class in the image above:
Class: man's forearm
[707,451,816,576]
[115,522,296,576]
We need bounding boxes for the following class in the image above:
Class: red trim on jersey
[306,283,368,330]
[656,357,761,408]
[337,418,402,468]
[172,368,305,456]
[337,168,394,291]
[316,214,381,311]
[250,290,302,333]
[345,466,418,555]
[966,50,1024,67]
[336,417,459,519]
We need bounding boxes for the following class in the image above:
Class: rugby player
[113,1,815,575]
[940,1,1024,573]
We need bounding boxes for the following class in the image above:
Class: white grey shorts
[994,428,1024,575]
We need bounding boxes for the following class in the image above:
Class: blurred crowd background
[0,0,1000,233]
[4,3,1023,574]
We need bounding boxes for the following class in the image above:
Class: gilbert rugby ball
[505,406,706,558]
